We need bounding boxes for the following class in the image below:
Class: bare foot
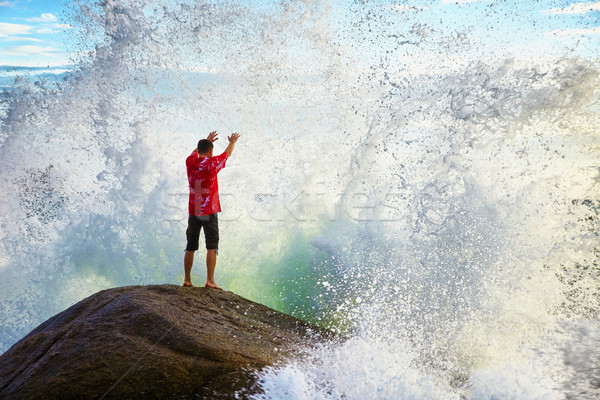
[205,281,222,290]
[183,281,194,287]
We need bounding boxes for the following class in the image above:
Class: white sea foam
[251,336,565,400]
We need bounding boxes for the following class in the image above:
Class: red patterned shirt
[186,150,229,216]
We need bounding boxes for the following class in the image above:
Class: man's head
[197,139,214,157]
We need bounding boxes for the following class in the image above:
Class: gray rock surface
[0,285,333,399]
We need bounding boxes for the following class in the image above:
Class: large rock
[0,285,334,399]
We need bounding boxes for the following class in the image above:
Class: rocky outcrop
[0,285,334,399]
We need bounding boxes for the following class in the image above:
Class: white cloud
[545,26,600,36]
[0,22,33,37]
[3,36,42,42]
[2,45,57,55]
[24,13,58,23]
[36,28,56,34]
[0,1,16,6]
[544,2,600,15]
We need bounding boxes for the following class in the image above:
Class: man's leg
[184,215,201,287]
[184,250,195,287]
[205,249,221,290]
[204,213,221,290]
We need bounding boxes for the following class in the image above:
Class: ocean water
[0,1,599,399]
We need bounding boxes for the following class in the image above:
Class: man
[184,130,240,289]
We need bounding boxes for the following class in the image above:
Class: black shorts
[185,213,219,251]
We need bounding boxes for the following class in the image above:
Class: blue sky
[0,0,599,68]
[0,0,72,67]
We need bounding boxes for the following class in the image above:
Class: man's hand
[225,133,240,156]
[207,131,219,142]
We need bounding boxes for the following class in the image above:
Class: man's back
[186,150,229,216]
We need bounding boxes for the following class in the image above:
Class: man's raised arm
[225,133,240,156]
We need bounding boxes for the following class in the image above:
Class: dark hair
[197,139,214,155]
